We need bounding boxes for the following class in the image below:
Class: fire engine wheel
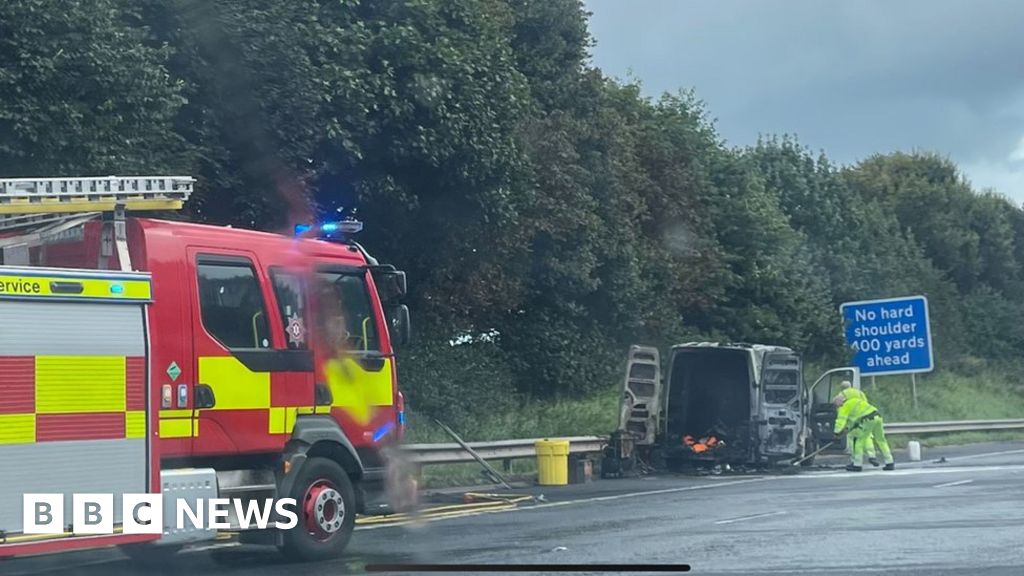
[281,457,356,562]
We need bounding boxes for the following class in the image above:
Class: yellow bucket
[535,439,570,486]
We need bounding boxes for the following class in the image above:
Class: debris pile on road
[461,492,536,505]
[681,434,725,454]
[356,492,538,527]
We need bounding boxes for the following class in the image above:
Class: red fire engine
[0,176,410,561]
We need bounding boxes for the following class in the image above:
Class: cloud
[962,135,1024,204]
[1011,137,1024,163]
[585,0,1024,201]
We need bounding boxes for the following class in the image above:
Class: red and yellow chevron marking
[195,354,392,437]
[0,355,146,444]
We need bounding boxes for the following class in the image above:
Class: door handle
[194,384,216,409]
[314,382,333,406]
[49,281,84,294]
[356,356,386,372]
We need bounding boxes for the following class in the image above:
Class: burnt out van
[615,343,858,468]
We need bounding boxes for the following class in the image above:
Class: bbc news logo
[23,494,299,534]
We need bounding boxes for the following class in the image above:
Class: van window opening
[667,348,750,443]
[765,387,798,404]
[314,270,380,353]
[763,369,799,404]
[270,270,308,350]
[813,374,845,406]
[197,261,272,349]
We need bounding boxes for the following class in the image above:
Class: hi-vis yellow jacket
[834,395,879,434]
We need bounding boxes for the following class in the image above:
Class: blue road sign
[840,295,933,376]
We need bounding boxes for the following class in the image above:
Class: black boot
[883,463,895,471]
[869,457,881,467]
[845,464,863,472]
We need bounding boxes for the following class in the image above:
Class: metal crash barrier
[403,419,1024,466]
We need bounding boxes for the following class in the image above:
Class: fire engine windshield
[314,270,380,353]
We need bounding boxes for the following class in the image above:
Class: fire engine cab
[0,176,410,561]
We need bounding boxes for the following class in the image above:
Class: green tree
[0,0,187,176]
[315,0,533,332]
[845,153,983,293]
[137,0,328,228]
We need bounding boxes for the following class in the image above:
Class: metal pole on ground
[433,419,512,489]
[911,373,918,411]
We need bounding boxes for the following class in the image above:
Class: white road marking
[714,511,788,525]
[710,566,965,574]
[184,541,241,553]
[933,479,973,488]
[942,448,1024,461]
[789,463,1024,479]
[543,477,769,504]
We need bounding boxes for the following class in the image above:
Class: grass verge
[885,430,1024,450]
[417,459,540,490]
[404,389,618,489]
[865,366,1024,422]
[404,388,620,444]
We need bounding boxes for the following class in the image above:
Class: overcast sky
[586,0,1024,203]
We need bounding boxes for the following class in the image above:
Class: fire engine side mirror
[371,267,407,301]
[389,304,411,348]
[384,270,407,300]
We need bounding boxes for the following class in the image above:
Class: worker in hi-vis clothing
[838,381,881,467]
[832,391,895,472]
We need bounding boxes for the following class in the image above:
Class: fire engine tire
[280,457,356,562]
[119,542,184,566]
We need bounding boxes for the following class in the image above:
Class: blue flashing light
[295,219,363,240]
[398,411,406,426]
[372,420,396,443]
[110,283,125,295]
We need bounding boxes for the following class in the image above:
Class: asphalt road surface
[4,441,1024,576]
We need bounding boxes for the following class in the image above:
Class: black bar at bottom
[365,565,691,573]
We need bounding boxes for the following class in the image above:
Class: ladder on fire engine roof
[0,176,195,272]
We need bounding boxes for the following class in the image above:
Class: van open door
[758,349,803,461]
[803,367,861,460]
[617,345,662,445]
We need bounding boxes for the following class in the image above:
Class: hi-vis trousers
[851,415,893,467]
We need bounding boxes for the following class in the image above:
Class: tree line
[3,0,1022,420]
